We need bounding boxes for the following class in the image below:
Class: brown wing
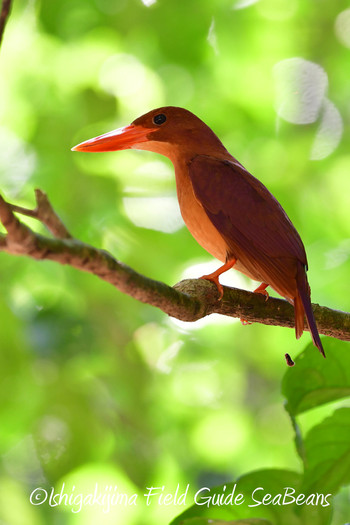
[188,155,307,295]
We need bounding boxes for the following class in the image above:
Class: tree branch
[0,190,349,342]
[10,189,73,239]
[0,0,12,49]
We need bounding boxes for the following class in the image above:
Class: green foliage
[170,340,350,525]
[282,339,350,416]
[0,1,349,525]
[303,408,350,494]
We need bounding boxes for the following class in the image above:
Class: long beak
[71,124,156,152]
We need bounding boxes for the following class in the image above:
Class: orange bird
[72,106,324,356]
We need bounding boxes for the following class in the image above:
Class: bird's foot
[199,259,236,300]
[240,283,269,325]
[254,282,269,301]
[200,273,224,299]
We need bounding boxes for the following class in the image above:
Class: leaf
[281,338,350,416]
[169,469,332,525]
[303,407,350,494]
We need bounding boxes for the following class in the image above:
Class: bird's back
[182,154,307,300]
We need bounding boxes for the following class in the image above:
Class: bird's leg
[241,282,269,325]
[253,282,269,301]
[200,258,236,299]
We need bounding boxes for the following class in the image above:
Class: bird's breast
[173,160,228,262]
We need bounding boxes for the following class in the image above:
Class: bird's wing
[188,155,307,282]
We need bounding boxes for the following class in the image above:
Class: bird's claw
[254,283,269,301]
[200,274,224,300]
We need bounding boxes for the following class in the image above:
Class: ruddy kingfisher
[72,106,324,356]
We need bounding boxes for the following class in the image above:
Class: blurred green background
[0,0,349,524]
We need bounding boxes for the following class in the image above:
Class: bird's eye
[153,114,167,125]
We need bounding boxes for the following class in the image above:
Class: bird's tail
[294,262,325,357]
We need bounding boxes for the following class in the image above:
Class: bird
[72,106,324,356]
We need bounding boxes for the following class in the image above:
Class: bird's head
[72,106,227,161]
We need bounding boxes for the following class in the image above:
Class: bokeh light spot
[233,0,260,9]
[310,98,343,160]
[335,8,350,48]
[123,195,183,233]
[325,239,350,270]
[257,0,297,21]
[0,128,36,195]
[100,54,147,97]
[99,54,164,113]
[191,411,248,464]
[207,18,219,55]
[141,0,157,6]
[158,65,195,106]
[171,364,222,406]
[273,58,328,124]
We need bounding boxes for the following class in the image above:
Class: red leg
[200,258,236,299]
[254,282,269,301]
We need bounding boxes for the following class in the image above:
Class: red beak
[71,124,156,152]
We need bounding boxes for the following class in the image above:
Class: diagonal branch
[0,190,349,342]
